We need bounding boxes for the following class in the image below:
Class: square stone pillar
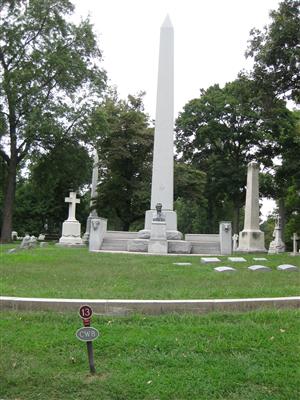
[219,221,232,255]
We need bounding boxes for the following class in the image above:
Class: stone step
[104,231,139,240]
[101,238,128,251]
[190,242,220,254]
[185,234,219,243]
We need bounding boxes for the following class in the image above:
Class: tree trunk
[233,205,240,234]
[278,198,285,238]
[1,156,17,243]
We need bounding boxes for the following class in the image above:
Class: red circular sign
[79,305,93,319]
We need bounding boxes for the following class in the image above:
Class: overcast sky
[72,0,281,118]
[72,0,281,219]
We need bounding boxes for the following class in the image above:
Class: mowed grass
[1,310,299,400]
[0,244,299,299]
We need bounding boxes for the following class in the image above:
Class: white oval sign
[76,327,99,342]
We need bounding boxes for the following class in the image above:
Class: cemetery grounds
[0,244,299,399]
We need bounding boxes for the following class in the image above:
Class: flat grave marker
[201,257,221,264]
[214,266,236,272]
[277,264,298,271]
[248,265,271,272]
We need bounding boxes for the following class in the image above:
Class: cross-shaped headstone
[65,192,80,221]
[291,232,299,254]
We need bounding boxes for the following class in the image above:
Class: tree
[12,139,92,235]
[246,0,300,103]
[0,0,106,241]
[175,77,292,233]
[174,162,207,234]
[90,93,154,231]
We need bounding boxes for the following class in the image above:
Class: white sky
[72,0,280,219]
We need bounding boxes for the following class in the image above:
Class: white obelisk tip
[162,14,173,28]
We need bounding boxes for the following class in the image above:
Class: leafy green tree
[174,162,207,234]
[175,77,292,233]
[246,0,300,103]
[0,0,106,241]
[16,139,92,234]
[90,93,154,231]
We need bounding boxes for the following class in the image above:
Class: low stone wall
[1,296,299,315]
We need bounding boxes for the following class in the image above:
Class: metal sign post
[77,305,99,374]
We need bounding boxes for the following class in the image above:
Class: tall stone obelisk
[142,15,180,238]
[237,161,266,252]
[82,152,99,244]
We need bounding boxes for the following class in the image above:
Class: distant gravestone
[201,257,221,263]
[277,264,298,271]
[214,266,236,272]
[38,233,46,241]
[11,231,18,241]
[7,248,17,254]
[20,234,31,249]
[40,242,48,248]
[232,234,239,252]
[291,233,299,255]
[253,257,268,261]
[228,257,246,262]
[268,215,285,254]
[29,236,37,248]
[248,265,271,272]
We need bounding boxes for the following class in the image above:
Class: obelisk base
[148,220,168,254]
[237,229,267,253]
[138,210,182,240]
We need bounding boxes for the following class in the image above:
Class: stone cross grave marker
[65,192,80,221]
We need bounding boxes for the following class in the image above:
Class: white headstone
[88,217,107,251]
[58,191,83,246]
[232,234,239,252]
[291,233,299,255]
[20,234,31,249]
[237,162,266,252]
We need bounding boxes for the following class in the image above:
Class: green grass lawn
[1,310,299,400]
[0,244,299,299]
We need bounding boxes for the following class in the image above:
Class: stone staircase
[185,234,221,254]
[101,231,139,251]
[100,231,221,254]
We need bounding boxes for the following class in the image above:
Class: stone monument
[268,215,285,254]
[139,15,181,241]
[83,152,99,244]
[237,161,266,253]
[58,191,84,246]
